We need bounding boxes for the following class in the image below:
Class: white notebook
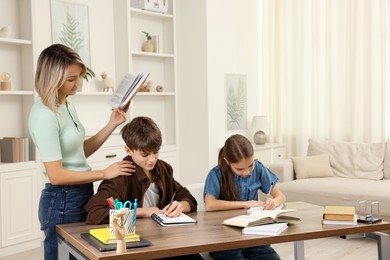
[151,213,197,227]
[242,222,288,236]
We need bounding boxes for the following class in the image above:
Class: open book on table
[151,213,197,227]
[108,72,150,110]
[223,209,300,228]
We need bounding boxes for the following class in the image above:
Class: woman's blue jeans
[39,183,93,260]
[209,245,281,260]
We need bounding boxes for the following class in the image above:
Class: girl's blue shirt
[204,160,279,201]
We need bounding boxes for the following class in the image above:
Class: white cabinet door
[253,144,286,166]
[0,167,40,247]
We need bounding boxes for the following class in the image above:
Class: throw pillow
[291,153,333,179]
[307,138,385,180]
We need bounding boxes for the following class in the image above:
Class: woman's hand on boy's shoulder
[103,160,135,180]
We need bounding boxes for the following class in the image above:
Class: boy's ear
[125,146,133,155]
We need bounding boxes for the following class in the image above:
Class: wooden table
[56,201,390,260]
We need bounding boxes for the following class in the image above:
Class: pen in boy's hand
[168,191,177,209]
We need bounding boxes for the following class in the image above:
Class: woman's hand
[103,161,135,180]
[109,108,128,128]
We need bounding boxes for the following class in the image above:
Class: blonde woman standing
[29,44,135,260]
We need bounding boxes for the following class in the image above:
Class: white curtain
[262,0,387,157]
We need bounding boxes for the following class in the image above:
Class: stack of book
[322,206,357,225]
[0,137,29,163]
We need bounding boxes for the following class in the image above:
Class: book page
[108,73,150,109]
[108,73,137,109]
[249,209,296,218]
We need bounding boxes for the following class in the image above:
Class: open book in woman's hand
[108,72,150,110]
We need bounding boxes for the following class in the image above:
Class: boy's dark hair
[121,116,162,152]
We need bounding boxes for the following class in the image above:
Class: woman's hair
[121,116,162,153]
[35,44,86,112]
[218,134,254,201]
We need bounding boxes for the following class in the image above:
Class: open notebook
[151,213,197,227]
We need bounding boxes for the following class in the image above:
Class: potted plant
[142,31,154,52]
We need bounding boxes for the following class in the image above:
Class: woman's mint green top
[29,97,91,183]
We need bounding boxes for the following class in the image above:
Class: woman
[29,44,135,260]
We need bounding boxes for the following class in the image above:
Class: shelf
[130,8,173,19]
[0,161,36,173]
[75,92,112,96]
[137,92,175,96]
[0,38,32,45]
[132,51,174,58]
[73,92,174,97]
[0,90,34,95]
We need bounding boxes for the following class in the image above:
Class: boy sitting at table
[85,116,198,224]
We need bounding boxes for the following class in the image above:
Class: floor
[0,235,380,260]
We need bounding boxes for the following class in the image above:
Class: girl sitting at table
[204,134,285,260]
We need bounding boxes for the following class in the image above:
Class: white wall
[177,0,260,185]
[32,0,260,185]
[33,0,116,134]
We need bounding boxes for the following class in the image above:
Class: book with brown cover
[323,206,356,221]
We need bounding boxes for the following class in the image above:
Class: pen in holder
[109,208,136,235]
[357,200,382,224]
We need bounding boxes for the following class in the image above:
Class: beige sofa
[268,139,390,219]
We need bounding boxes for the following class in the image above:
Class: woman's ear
[125,146,133,155]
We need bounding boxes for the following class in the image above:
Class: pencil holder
[109,209,136,235]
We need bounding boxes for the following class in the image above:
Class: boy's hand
[163,201,183,217]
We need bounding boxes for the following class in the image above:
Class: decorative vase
[142,40,154,52]
[253,131,267,145]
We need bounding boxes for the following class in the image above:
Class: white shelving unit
[112,0,178,175]
[0,0,42,257]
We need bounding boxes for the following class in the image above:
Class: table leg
[366,232,390,260]
[58,236,88,260]
[294,240,305,260]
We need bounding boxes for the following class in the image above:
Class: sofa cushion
[292,153,333,179]
[307,139,385,180]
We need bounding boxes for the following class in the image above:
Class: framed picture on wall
[225,74,247,131]
[51,0,91,67]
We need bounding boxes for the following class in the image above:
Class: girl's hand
[163,201,183,217]
[103,161,135,180]
[263,198,277,210]
[244,200,264,209]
